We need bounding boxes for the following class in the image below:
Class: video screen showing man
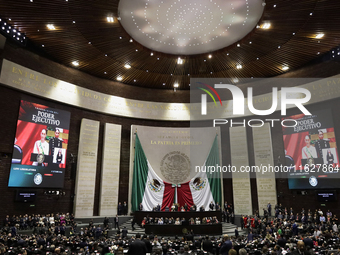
[315,130,330,161]
[8,100,71,188]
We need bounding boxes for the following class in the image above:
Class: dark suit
[220,240,232,255]
[202,239,213,253]
[122,228,128,238]
[128,239,148,255]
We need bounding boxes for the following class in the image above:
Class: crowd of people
[1,205,340,254]
[140,216,220,227]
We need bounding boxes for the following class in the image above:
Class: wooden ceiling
[1,0,340,90]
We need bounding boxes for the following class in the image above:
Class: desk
[145,223,222,235]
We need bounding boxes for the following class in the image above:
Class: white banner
[74,119,100,217]
[230,126,253,216]
[99,123,122,216]
[252,123,277,216]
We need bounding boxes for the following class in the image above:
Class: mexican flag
[177,135,222,210]
[131,134,222,211]
[131,134,174,211]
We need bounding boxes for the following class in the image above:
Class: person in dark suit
[267,202,272,217]
[303,237,313,249]
[235,227,239,238]
[202,235,213,253]
[122,226,128,238]
[114,215,119,229]
[220,235,232,255]
[128,233,148,255]
[123,201,128,215]
[209,201,214,211]
[292,240,311,255]
[139,203,143,211]
[118,202,122,215]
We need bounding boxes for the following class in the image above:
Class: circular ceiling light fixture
[118,0,265,55]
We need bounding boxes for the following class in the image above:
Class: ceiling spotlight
[163,83,165,85]
[208,54,212,58]
[315,33,324,39]
[236,64,242,69]
[174,83,179,88]
[124,64,131,69]
[150,52,154,56]
[72,61,79,66]
[261,22,271,29]
[282,66,289,71]
[116,76,123,81]
[107,16,114,23]
[237,44,240,47]
[129,38,133,42]
[46,24,56,30]
[177,57,183,64]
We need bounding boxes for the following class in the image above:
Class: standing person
[267,202,272,217]
[32,129,49,166]
[131,216,136,231]
[219,234,232,255]
[49,128,63,166]
[235,227,239,238]
[118,202,122,215]
[128,233,147,255]
[326,149,334,165]
[114,215,119,229]
[103,217,110,228]
[301,135,317,165]
[123,201,128,215]
[315,130,330,160]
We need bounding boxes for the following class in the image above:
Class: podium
[30,153,52,165]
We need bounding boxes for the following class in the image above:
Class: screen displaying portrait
[282,109,340,189]
[8,100,71,188]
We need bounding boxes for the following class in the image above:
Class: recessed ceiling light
[107,16,114,23]
[129,38,133,42]
[177,57,183,64]
[315,33,324,39]
[208,54,212,58]
[273,4,276,7]
[124,64,131,69]
[73,21,76,24]
[42,44,45,47]
[237,43,240,47]
[174,83,179,88]
[72,61,79,66]
[46,24,55,30]
[282,66,289,71]
[236,64,242,69]
[134,79,136,82]
[261,22,271,29]
[116,76,123,81]
[104,72,107,74]
[163,83,166,85]
[150,52,153,56]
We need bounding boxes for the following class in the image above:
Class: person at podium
[32,129,49,166]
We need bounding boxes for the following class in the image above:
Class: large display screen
[8,100,71,188]
[282,109,340,189]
